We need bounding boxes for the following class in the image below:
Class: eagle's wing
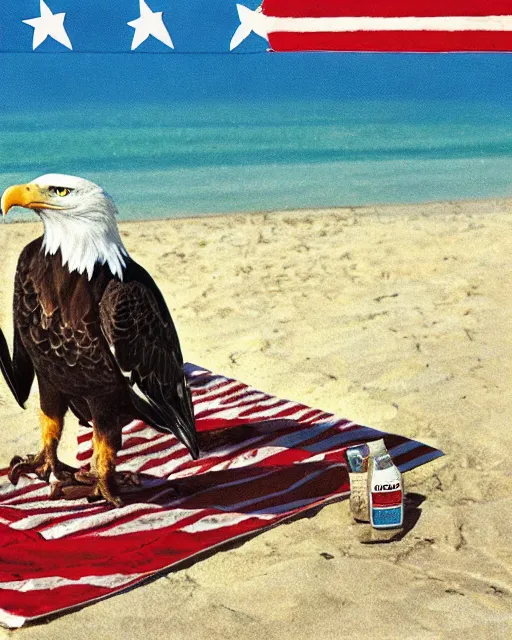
[0,327,34,409]
[99,277,198,459]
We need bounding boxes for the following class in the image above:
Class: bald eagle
[0,174,198,506]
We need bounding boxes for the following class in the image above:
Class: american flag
[260,0,512,52]
[0,363,442,628]
[1,0,511,53]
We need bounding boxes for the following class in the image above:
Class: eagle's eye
[49,186,72,197]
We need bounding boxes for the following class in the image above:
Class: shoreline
[1,197,511,638]
[2,195,510,226]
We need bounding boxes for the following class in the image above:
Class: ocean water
[0,99,511,221]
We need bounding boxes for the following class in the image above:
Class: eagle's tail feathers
[129,388,199,460]
[0,328,25,408]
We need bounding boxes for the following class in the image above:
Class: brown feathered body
[11,236,198,458]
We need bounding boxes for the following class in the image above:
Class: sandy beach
[1,198,512,639]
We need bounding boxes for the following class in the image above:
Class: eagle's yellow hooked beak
[1,184,66,217]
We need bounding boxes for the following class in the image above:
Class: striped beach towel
[0,363,442,628]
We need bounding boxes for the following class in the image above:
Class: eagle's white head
[1,174,128,280]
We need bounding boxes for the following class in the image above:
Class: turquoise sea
[1,99,511,220]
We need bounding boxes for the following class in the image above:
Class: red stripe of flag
[268,31,512,53]
[262,0,512,18]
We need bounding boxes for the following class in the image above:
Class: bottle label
[369,454,404,529]
[371,506,403,528]
[371,489,402,507]
[374,483,400,491]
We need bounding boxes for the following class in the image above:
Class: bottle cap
[367,438,387,457]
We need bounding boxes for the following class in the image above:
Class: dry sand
[1,199,512,639]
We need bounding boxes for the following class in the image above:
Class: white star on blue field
[127,0,174,51]
[1,0,267,52]
[23,0,73,50]
[20,0,178,52]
